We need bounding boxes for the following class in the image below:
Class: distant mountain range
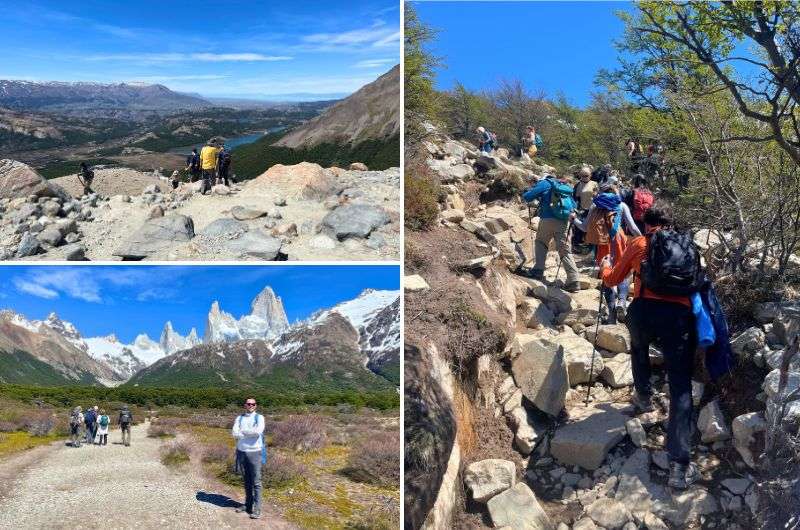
[274,65,400,149]
[0,287,400,391]
[0,81,211,112]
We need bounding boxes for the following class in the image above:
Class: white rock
[404,275,430,292]
[626,418,647,447]
[697,400,731,442]
[463,459,516,503]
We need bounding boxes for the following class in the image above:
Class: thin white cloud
[14,280,58,300]
[302,22,399,50]
[84,53,292,63]
[130,75,230,82]
[353,58,396,69]
[136,288,178,302]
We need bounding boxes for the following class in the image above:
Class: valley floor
[0,421,295,530]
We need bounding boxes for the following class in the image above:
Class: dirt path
[0,422,296,530]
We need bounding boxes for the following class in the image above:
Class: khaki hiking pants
[534,217,579,283]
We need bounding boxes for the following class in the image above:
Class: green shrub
[341,431,400,487]
[405,173,440,230]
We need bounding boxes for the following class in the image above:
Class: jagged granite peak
[239,286,289,340]
[186,327,201,348]
[204,301,242,343]
[159,320,191,355]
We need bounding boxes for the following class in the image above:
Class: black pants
[190,169,201,183]
[99,434,107,445]
[201,169,215,194]
[218,167,230,186]
[626,297,696,464]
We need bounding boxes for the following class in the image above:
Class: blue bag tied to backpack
[691,292,716,348]
[239,414,268,465]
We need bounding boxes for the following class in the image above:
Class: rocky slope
[0,159,399,261]
[0,310,122,385]
[274,65,399,149]
[404,124,799,530]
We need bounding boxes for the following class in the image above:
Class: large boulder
[774,304,800,345]
[463,459,516,503]
[322,204,389,240]
[600,353,634,388]
[486,482,553,530]
[549,332,604,385]
[0,159,69,200]
[586,324,630,353]
[518,298,555,329]
[586,498,632,530]
[248,162,337,201]
[507,405,542,455]
[200,218,249,238]
[222,230,283,260]
[550,404,629,470]
[114,215,195,260]
[231,206,267,221]
[510,335,568,416]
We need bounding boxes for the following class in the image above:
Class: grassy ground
[0,432,60,458]
[159,407,400,530]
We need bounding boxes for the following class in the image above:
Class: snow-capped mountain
[205,286,289,343]
[159,321,201,355]
[309,289,401,373]
[82,335,147,380]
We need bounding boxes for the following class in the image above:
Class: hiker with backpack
[571,166,598,252]
[83,406,97,445]
[217,146,233,187]
[69,406,84,447]
[118,405,133,446]
[96,409,110,446]
[599,201,706,489]
[573,181,641,323]
[186,148,201,183]
[232,397,267,520]
[522,126,543,158]
[77,162,95,196]
[522,174,581,292]
[476,126,495,155]
[623,174,655,235]
[199,138,221,194]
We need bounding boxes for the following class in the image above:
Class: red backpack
[632,188,654,221]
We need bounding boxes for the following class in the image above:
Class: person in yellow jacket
[199,138,221,194]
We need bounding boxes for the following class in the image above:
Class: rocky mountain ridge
[0,80,211,112]
[274,65,399,149]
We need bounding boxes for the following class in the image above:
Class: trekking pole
[584,288,605,406]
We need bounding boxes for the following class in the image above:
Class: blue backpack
[238,413,267,465]
[547,178,576,220]
[534,133,543,149]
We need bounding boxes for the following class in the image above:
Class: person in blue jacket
[522,175,580,292]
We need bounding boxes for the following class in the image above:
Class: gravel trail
[0,422,296,529]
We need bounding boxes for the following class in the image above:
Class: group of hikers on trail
[75,136,234,196]
[521,164,733,490]
[184,137,234,194]
[69,405,133,448]
[475,125,543,159]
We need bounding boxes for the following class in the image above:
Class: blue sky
[1,0,400,100]
[413,1,631,107]
[0,265,400,343]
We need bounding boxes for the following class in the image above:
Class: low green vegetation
[0,384,399,411]
[0,349,100,386]
[37,158,120,180]
[232,132,400,179]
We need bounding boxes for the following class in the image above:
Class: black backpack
[220,151,231,169]
[641,230,704,296]
[120,410,132,424]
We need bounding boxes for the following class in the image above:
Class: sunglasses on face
[245,402,256,406]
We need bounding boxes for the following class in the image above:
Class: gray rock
[223,230,282,260]
[643,512,669,530]
[510,335,568,416]
[652,486,719,525]
[721,478,752,496]
[143,184,161,194]
[732,412,766,467]
[340,187,364,199]
[231,206,267,221]
[440,208,465,223]
[11,203,40,223]
[322,204,390,240]
[64,232,79,244]
[507,405,542,455]
[697,400,731,442]
[626,418,647,447]
[147,205,164,220]
[114,215,195,260]
[405,274,430,292]
[730,327,765,357]
[267,208,282,219]
[37,226,63,246]
[273,197,287,206]
[549,333,603,385]
[272,222,297,237]
[601,353,634,388]
[774,303,800,345]
[55,218,77,236]
[365,233,386,250]
[550,404,629,470]
[572,518,598,530]
[586,324,631,353]
[464,459,516,503]
[61,243,86,261]
[586,497,632,529]
[652,450,669,470]
[0,159,70,200]
[200,218,249,238]
[486,482,553,530]
[15,232,39,257]
[42,201,61,217]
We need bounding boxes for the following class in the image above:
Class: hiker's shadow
[196,491,239,509]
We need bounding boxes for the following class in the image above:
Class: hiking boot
[615,305,626,323]
[668,462,700,490]
[630,392,655,413]
[603,310,618,325]
[249,512,261,520]
[527,269,545,282]
[564,281,580,293]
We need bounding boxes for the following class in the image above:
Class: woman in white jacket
[96,409,110,446]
